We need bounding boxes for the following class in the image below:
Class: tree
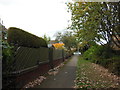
[54,32,62,43]
[42,34,51,44]
[99,2,120,48]
[52,43,64,49]
[67,2,120,48]
[67,2,102,46]
[55,31,77,51]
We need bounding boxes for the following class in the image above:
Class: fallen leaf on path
[23,76,46,88]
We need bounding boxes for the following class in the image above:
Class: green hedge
[83,45,113,62]
[83,45,120,76]
[7,27,48,48]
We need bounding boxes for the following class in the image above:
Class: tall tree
[67,2,120,48]
[67,2,103,46]
[100,2,120,48]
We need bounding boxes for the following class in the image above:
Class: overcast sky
[0,0,71,39]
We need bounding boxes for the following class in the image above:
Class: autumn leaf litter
[23,62,65,88]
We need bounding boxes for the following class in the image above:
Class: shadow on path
[35,55,78,88]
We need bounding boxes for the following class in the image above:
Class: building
[48,40,56,48]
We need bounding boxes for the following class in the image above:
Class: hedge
[7,27,47,48]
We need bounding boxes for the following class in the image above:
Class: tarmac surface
[35,55,78,88]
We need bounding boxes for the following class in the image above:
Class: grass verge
[75,56,120,89]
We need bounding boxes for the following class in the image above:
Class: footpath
[35,56,78,88]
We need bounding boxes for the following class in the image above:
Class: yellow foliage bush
[52,43,65,49]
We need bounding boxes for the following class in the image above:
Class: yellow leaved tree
[52,43,65,49]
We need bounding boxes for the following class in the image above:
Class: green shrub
[83,44,99,61]
[2,40,14,73]
[83,44,120,76]
[83,45,113,63]
[110,56,120,76]
[7,27,48,48]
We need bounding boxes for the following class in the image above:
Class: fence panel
[12,46,49,72]
[53,49,63,60]
[38,47,49,63]
[3,45,72,89]
[4,46,68,73]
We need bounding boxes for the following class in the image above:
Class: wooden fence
[2,46,72,88]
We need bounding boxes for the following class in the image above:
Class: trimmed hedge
[7,27,48,48]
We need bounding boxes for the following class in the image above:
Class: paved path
[35,55,78,88]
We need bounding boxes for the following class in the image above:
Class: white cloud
[0,0,71,39]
